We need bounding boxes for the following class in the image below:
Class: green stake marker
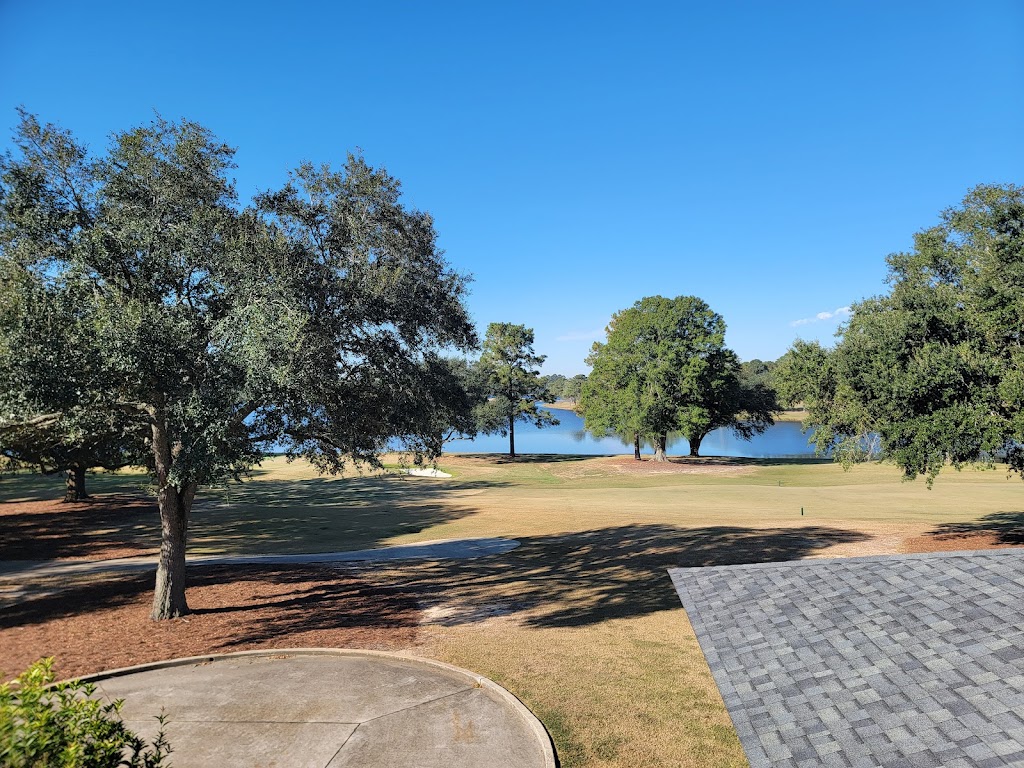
[801,507,804,516]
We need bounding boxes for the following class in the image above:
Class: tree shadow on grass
[0,471,150,504]
[189,475,506,554]
[375,523,871,629]
[924,512,1024,545]
[729,456,834,467]
[3,524,870,639]
[0,474,501,561]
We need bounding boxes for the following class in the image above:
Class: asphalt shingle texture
[670,550,1024,768]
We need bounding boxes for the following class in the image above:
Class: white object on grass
[401,467,452,478]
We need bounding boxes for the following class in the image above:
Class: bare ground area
[601,455,757,476]
[439,453,758,475]
[0,565,420,681]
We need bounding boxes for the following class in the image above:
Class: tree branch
[0,412,63,432]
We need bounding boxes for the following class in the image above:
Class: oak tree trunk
[508,413,516,459]
[151,483,195,619]
[63,464,89,502]
[149,414,196,620]
[633,433,641,461]
[689,434,704,457]
[653,434,668,462]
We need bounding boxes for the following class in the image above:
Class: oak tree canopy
[0,111,477,618]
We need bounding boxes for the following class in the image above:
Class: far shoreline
[540,400,578,412]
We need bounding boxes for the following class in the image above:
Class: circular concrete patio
[81,649,556,768]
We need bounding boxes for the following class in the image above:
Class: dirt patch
[602,456,756,476]
[0,494,159,561]
[0,565,419,681]
[419,599,522,628]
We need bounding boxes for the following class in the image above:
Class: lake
[443,408,821,458]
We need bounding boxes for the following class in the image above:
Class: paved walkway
[0,537,520,578]
[87,650,555,768]
[671,550,1024,768]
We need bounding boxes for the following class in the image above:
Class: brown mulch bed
[0,565,420,681]
[903,531,1024,553]
[0,494,159,561]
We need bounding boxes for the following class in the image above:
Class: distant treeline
[538,374,588,402]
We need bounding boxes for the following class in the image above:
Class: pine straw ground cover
[0,565,419,681]
[0,495,159,562]
[2,456,1023,768]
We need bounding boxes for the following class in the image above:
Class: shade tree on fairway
[580,318,647,460]
[0,111,476,619]
[581,296,776,460]
[0,413,143,502]
[476,322,558,458]
[778,184,1024,485]
[0,266,146,499]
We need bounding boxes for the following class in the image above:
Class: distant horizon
[3,1,1021,375]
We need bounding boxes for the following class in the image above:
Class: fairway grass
[177,454,1023,557]
[3,454,1022,767]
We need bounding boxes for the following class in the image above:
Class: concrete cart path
[0,537,520,579]
[86,650,556,768]
[671,549,1024,768]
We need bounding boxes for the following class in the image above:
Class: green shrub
[0,658,171,767]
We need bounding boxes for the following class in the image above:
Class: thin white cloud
[790,306,852,327]
[556,329,605,342]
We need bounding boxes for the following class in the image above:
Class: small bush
[0,658,172,767]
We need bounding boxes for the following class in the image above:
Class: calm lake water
[443,408,820,458]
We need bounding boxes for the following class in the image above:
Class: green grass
[0,468,150,504]
[178,455,1023,556]
[5,455,1017,556]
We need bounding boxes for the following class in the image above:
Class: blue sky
[2,1,1022,374]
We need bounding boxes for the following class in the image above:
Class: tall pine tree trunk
[149,415,195,620]
[63,464,89,502]
[653,434,668,462]
[633,433,641,461]
[508,413,516,459]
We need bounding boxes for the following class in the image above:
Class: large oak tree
[0,265,145,499]
[581,296,775,460]
[0,112,476,618]
[779,184,1024,484]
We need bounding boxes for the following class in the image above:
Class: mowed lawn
[2,455,1023,767]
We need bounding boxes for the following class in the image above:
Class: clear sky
[2,1,1022,374]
